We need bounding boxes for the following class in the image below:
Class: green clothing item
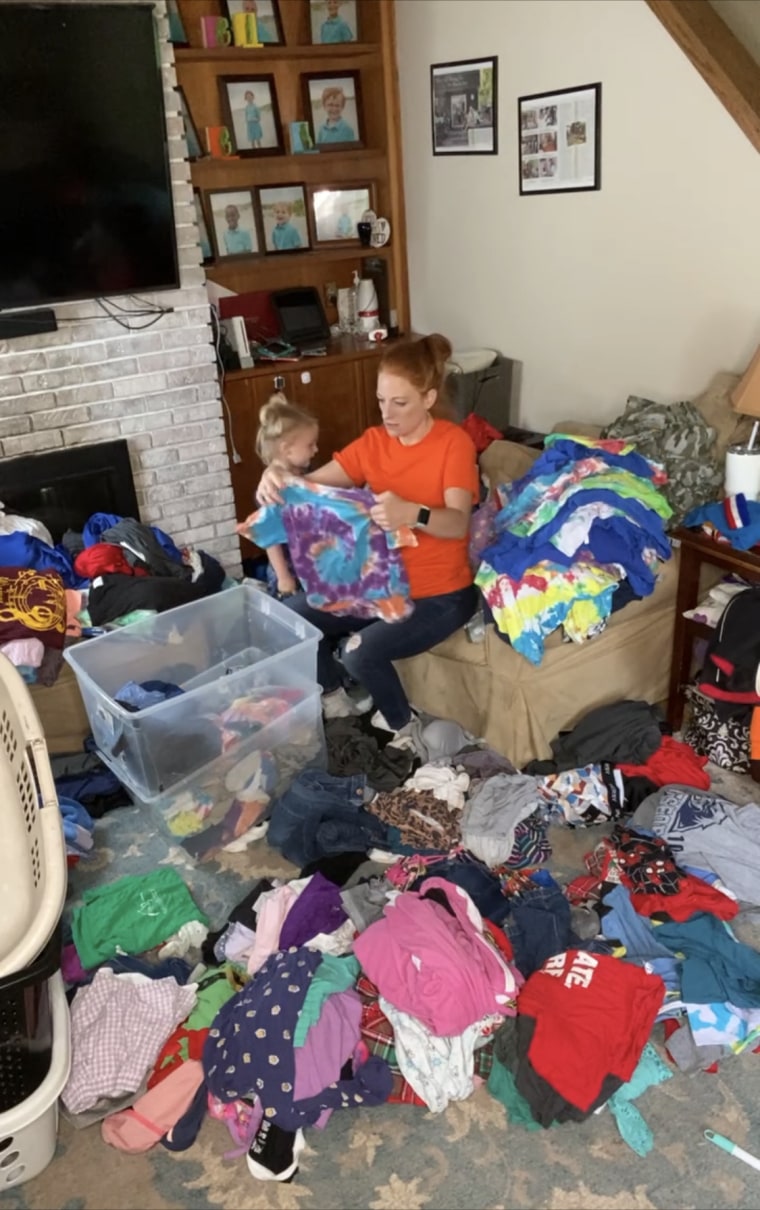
[183,967,239,1033]
[72,868,207,969]
[294,953,360,1047]
[487,1056,544,1131]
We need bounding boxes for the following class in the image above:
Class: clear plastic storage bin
[147,686,326,863]
[63,585,321,803]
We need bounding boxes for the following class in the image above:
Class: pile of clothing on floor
[58,696,760,1181]
[0,509,228,685]
[471,434,673,663]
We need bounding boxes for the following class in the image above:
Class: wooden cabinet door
[288,361,365,463]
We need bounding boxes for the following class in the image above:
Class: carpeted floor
[3,764,760,1210]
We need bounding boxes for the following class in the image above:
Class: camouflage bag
[603,395,722,526]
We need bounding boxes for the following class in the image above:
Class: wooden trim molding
[645,0,760,155]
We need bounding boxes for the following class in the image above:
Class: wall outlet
[324,281,338,306]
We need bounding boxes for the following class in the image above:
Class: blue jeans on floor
[266,767,383,867]
[283,585,478,730]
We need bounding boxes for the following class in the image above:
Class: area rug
[3,764,760,1210]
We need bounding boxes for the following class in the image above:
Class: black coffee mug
[357,221,373,246]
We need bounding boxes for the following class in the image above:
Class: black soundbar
[0,309,58,339]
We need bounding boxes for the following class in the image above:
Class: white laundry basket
[0,972,71,1189]
[0,654,67,979]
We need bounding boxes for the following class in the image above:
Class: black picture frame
[256,183,311,255]
[193,189,214,265]
[308,0,358,45]
[218,74,285,158]
[206,188,262,261]
[431,57,498,156]
[518,82,601,195]
[177,87,204,162]
[307,181,374,245]
[222,0,285,45]
[303,70,363,151]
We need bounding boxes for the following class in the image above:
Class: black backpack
[698,586,760,718]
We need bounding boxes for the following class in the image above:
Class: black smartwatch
[415,505,431,529]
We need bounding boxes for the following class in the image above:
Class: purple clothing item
[249,478,415,621]
[62,943,88,985]
[293,990,362,1100]
[279,872,348,949]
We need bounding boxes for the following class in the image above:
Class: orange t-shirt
[334,419,479,599]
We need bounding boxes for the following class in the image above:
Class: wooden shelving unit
[173,0,410,552]
[173,0,409,325]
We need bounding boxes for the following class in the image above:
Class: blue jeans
[284,585,477,730]
[266,767,383,866]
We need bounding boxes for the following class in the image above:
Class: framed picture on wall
[308,0,358,45]
[303,71,363,149]
[518,83,601,194]
[431,57,498,155]
[207,188,261,259]
[177,87,204,161]
[308,182,373,244]
[257,184,311,253]
[219,75,284,156]
[222,0,284,44]
[193,189,214,264]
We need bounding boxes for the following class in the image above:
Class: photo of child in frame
[208,189,259,258]
[309,0,357,44]
[220,76,283,156]
[305,73,362,147]
[258,184,310,253]
[311,185,371,243]
[223,0,283,44]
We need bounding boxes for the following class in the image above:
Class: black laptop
[271,287,331,355]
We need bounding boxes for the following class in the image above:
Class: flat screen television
[0,2,180,310]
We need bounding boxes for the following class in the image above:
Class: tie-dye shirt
[248,477,417,622]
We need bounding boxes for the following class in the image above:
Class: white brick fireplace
[0,1,241,574]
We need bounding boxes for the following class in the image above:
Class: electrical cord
[211,303,242,464]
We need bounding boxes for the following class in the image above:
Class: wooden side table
[667,526,760,729]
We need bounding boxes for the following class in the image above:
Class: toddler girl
[250,394,318,596]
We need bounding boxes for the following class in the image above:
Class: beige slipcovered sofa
[399,370,749,768]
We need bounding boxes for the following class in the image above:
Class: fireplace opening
[1,439,139,543]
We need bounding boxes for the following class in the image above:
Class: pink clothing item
[62,969,197,1115]
[247,884,299,975]
[353,877,522,1037]
[102,1060,204,1153]
[0,637,45,668]
[65,589,84,637]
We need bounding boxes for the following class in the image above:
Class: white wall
[0,1,240,572]
[396,0,760,430]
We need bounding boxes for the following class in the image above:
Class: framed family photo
[303,71,363,149]
[177,87,203,161]
[193,189,214,265]
[308,183,373,244]
[518,83,601,195]
[219,75,284,156]
[222,0,284,44]
[431,57,497,155]
[309,0,358,44]
[207,188,260,259]
[257,184,311,254]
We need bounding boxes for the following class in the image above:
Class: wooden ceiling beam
[645,0,760,155]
